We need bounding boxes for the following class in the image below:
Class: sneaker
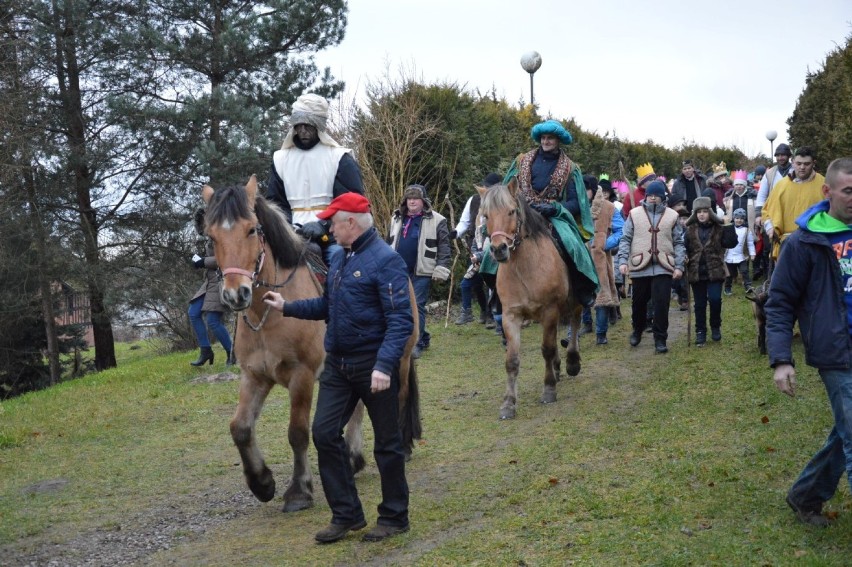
[711,327,721,342]
[724,288,733,296]
[478,310,488,324]
[596,334,608,345]
[629,331,641,347]
[315,519,368,543]
[411,345,423,359]
[786,495,830,527]
[655,339,668,354]
[695,331,706,347]
[579,322,593,336]
[362,523,410,542]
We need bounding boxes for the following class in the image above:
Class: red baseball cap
[316,192,371,220]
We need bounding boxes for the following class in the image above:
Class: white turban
[281,93,341,149]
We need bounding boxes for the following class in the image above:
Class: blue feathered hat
[531,120,573,145]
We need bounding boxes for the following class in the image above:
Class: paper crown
[612,180,631,194]
[712,162,729,178]
[598,173,610,181]
[732,170,748,182]
[635,163,655,181]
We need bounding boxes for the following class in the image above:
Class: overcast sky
[315,0,850,157]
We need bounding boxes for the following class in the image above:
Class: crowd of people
[190,92,852,539]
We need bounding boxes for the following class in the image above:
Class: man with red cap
[263,192,413,544]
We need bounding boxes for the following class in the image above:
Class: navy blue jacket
[284,227,414,375]
[765,200,852,370]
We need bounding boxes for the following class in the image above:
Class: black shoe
[786,495,830,527]
[190,346,214,367]
[315,519,368,543]
[362,523,410,542]
[645,321,654,333]
[695,331,706,347]
[579,322,593,336]
[629,331,641,347]
[711,327,722,342]
[411,345,423,359]
[225,351,237,367]
[655,340,668,354]
[596,334,608,345]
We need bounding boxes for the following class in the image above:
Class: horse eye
[509,210,515,216]
[248,227,256,236]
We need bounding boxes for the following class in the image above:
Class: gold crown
[635,163,654,180]
[712,161,728,177]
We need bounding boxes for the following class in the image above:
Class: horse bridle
[489,207,523,252]
[217,223,303,332]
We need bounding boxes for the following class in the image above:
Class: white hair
[333,211,373,230]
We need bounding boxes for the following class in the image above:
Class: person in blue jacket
[263,192,413,544]
[765,157,852,527]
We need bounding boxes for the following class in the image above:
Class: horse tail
[399,355,422,455]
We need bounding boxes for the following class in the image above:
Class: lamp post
[520,51,542,106]
[765,130,777,158]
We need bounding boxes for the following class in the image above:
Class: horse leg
[540,308,560,404]
[343,400,366,473]
[565,304,582,377]
[397,355,422,459]
[230,373,276,503]
[500,314,522,420]
[280,364,316,512]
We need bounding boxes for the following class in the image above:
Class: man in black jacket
[669,160,707,217]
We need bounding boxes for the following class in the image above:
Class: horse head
[481,179,523,263]
[201,175,265,311]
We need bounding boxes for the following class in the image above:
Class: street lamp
[520,51,542,106]
[765,130,777,158]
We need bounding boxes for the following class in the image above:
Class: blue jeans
[188,297,232,353]
[412,275,431,348]
[594,306,609,336]
[460,271,487,311]
[312,353,409,527]
[788,368,852,510]
[691,280,722,333]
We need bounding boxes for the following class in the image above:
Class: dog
[745,276,771,355]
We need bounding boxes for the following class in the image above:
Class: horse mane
[480,183,553,241]
[205,184,306,269]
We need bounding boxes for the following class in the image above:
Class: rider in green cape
[481,119,598,308]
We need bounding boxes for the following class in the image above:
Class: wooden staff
[444,194,461,328]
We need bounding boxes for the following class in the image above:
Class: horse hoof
[282,498,313,513]
[541,392,557,404]
[499,408,516,420]
[566,365,580,377]
[247,469,276,503]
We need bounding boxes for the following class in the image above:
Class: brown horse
[480,180,583,420]
[202,176,421,512]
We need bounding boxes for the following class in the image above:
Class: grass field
[1,292,851,565]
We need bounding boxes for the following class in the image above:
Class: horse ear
[201,185,215,204]
[476,185,488,198]
[507,177,519,196]
[245,174,258,205]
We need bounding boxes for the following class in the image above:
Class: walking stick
[444,194,460,328]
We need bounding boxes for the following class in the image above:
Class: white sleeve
[454,196,473,236]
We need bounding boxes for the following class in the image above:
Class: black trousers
[312,353,409,528]
[631,275,673,342]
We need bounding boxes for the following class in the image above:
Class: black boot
[226,350,237,367]
[190,346,214,366]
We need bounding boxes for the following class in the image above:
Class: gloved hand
[296,221,329,243]
[192,254,204,268]
[432,265,451,282]
[531,202,558,218]
[448,229,458,240]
